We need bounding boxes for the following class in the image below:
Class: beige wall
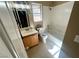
[60,1,79,57]
[32,1,69,29]
[47,2,74,40]
[42,6,51,31]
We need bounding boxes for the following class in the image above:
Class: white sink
[20,28,38,37]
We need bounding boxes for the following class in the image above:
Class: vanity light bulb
[26,5,30,9]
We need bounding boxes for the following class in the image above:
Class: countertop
[20,28,38,37]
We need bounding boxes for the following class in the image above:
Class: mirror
[12,1,30,28]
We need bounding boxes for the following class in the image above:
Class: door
[0,19,18,57]
[0,2,27,58]
[0,35,13,57]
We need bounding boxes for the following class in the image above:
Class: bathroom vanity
[20,28,39,49]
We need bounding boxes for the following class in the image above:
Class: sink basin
[20,28,38,37]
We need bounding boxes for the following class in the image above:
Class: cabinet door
[30,34,39,47]
[23,33,39,48]
[23,36,32,48]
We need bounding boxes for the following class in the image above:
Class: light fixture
[13,3,30,9]
[26,5,30,9]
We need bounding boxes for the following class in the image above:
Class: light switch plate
[74,35,79,43]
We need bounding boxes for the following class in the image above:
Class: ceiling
[30,1,68,7]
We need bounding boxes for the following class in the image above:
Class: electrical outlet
[74,35,79,43]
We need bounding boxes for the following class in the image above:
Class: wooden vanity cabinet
[23,33,39,49]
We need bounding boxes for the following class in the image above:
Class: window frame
[31,3,42,22]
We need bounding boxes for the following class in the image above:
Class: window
[32,3,42,22]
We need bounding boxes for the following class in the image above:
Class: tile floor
[27,41,53,58]
[46,33,62,58]
[27,33,68,58]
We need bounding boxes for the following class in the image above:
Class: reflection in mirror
[12,1,30,28]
